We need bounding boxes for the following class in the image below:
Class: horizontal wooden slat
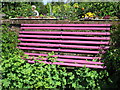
[18,39,109,45]
[19,24,111,68]
[21,24,111,27]
[21,27,110,30]
[18,43,109,49]
[25,56,103,65]
[19,31,111,35]
[24,52,101,60]
[27,60,106,69]
[18,46,100,54]
[19,35,110,40]
[57,58,103,64]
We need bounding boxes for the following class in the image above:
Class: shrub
[2,3,32,19]
[1,24,120,89]
[101,24,120,88]
[1,24,67,89]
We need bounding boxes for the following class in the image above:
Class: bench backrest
[18,24,111,69]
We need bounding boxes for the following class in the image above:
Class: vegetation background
[1,2,120,89]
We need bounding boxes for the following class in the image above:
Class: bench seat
[18,24,111,69]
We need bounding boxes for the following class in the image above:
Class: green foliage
[101,24,120,88]
[32,2,48,15]
[1,24,67,89]
[1,25,22,56]
[1,24,120,89]
[1,54,67,88]
[77,2,119,17]
[2,2,33,19]
[67,67,109,89]
[104,24,120,70]
[52,3,79,20]
[2,2,119,20]
[52,2,120,20]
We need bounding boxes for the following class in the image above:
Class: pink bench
[18,24,111,69]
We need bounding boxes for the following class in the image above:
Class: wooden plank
[19,35,110,40]
[19,24,111,68]
[27,60,106,69]
[21,24,111,26]
[24,52,101,60]
[18,39,109,45]
[25,56,103,65]
[18,46,100,54]
[19,31,111,35]
[21,27,110,30]
[18,43,109,49]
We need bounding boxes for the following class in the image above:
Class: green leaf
[70,75,74,80]
[56,81,61,86]
[2,79,10,87]
[72,82,76,88]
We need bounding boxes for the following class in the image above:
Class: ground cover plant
[1,24,120,89]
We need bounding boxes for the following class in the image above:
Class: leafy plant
[2,2,33,19]
[66,67,109,89]
[33,51,58,63]
[101,24,120,88]
[2,2,120,20]
[1,24,120,89]
[1,24,67,89]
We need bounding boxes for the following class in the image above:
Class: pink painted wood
[25,56,103,64]
[19,35,110,40]
[18,43,109,49]
[21,24,111,26]
[18,47,100,54]
[18,39,109,45]
[27,60,106,69]
[56,58,103,64]
[19,24,111,68]
[24,52,101,60]
[21,27,110,30]
[19,31,110,35]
